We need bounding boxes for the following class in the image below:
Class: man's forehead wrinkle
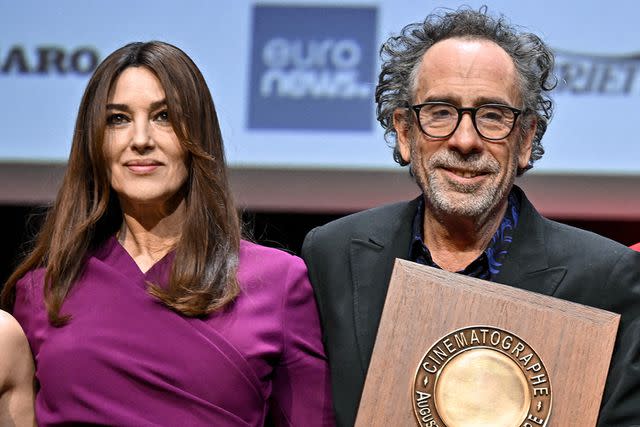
[415,38,519,106]
[450,42,485,78]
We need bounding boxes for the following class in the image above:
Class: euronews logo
[248,5,377,131]
[260,38,370,99]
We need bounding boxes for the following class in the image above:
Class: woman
[0,310,35,426]
[2,41,334,426]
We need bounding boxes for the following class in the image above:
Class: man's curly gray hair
[375,6,556,175]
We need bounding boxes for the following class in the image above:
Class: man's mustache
[428,152,500,174]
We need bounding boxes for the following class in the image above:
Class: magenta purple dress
[13,238,335,426]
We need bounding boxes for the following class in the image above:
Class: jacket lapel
[346,188,568,374]
[495,186,567,295]
[349,198,419,372]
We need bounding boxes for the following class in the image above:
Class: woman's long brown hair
[1,41,241,325]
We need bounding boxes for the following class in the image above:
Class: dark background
[2,204,639,286]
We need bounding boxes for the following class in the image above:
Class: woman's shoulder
[0,311,31,366]
[0,310,25,341]
[238,240,309,288]
[11,268,48,346]
[14,267,46,289]
[240,240,305,269]
[12,268,46,306]
[0,310,35,424]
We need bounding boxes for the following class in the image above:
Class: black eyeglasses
[409,102,523,140]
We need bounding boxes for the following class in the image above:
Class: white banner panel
[1,0,639,174]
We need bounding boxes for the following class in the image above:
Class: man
[302,8,640,427]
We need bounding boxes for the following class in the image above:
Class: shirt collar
[409,189,520,280]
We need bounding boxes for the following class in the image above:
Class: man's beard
[410,142,519,219]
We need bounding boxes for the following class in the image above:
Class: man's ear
[518,117,536,170]
[393,108,412,164]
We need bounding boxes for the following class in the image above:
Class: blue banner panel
[248,5,377,131]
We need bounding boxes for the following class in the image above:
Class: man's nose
[446,112,483,154]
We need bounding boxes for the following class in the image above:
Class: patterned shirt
[409,190,520,280]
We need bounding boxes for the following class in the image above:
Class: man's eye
[478,111,504,121]
[432,109,453,118]
[424,107,454,121]
[106,113,129,125]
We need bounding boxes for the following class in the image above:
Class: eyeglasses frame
[409,101,523,141]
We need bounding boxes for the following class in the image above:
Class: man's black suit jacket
[302,186,640,427]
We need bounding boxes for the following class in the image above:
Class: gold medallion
[413,326,551,427]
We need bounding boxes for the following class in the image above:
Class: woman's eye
[106,113,129,126]
[155,110,170,123]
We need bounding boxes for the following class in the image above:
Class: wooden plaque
[355,259,620,427]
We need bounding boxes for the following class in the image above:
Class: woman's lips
[124,160,162,174]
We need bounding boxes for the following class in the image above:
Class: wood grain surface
[355,259,620,427]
